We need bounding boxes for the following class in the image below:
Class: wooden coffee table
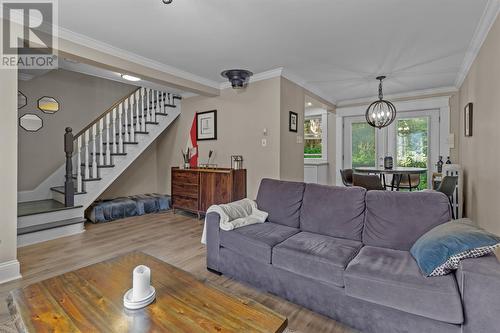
[7,252,287,332]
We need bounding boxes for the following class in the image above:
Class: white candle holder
[123,265,156,310]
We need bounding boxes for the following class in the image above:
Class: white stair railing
[69,87,177,198]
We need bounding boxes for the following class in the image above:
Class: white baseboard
[0,260,21,284]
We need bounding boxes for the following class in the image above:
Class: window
[304,115,326,159]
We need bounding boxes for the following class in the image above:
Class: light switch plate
[296,135,303,144]
[261,138,267,147]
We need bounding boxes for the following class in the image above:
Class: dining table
[353,166,428,191]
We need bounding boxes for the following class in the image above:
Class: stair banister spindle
[99,118,104,166]
[84,130,90,180]
[64,127,75,207]
[111,108,117,154]
[129,95,135,142]
[92,124,98,179]
[162,92,166,114]
[146,88,151,122]
[140,88,145,132]
[134,91,140,135]
[124,98,130,143]
[154,90,158,122]
[76,136,82,193]
[118,103,124,154]
[105,113,111,165]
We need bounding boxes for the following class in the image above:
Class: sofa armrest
[206,212,221,272]
[455,254,500,333]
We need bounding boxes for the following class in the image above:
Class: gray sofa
[206,178,500,333]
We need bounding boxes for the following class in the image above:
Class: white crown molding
[455,0,500,88]
[336,86,458,107]
[219,67,284,90]
[0,259,21,284]
[281,69,337,106]
[57,27,220,89]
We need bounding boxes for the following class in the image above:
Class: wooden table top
[7,252,287,333]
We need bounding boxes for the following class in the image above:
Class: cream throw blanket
[201,198,268,244]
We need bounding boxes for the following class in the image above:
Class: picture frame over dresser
[171,167,247,218]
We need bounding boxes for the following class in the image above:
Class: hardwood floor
[0,212,357,333]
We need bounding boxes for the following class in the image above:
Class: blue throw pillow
[411,219,500,276]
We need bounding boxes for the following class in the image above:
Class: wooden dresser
[171,167,247,217]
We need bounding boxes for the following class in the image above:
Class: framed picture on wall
[289,111,298,132]
[464,102,473,137]
[196,110,217,141]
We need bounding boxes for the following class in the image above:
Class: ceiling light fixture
[306,102,313,107]
[121,74,141,82]
[221,69,253,89]
[365,76,396,129]
[162,0,173,4]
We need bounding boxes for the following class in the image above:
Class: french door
[343,110,440,189]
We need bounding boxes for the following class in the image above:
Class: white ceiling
[58,0,492,104]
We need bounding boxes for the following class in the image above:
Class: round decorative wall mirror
[19,114,43,132]
[37,96,60,114]
[18,91,27,109]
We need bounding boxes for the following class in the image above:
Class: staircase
[17,87,181,247]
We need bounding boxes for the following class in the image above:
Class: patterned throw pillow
[411,219,500,277]
[429,243,500,276]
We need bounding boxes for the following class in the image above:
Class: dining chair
[436,176,458,219]
[391,173,421,191]
[352,174,385,191]
[340,169,353,187]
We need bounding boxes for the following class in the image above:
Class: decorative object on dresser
[289,111,298,132]
[181,148,191,169]
[231,155,244,169]
[464,102,473,137]
[196,110,217,141]
[171,167,246,218]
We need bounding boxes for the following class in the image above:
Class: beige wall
[280,78,305,182]
[100,143,159,199]
[456,14,500,235]
[18,69,135,191]
[0,68,20,280]
[156,77,282,199]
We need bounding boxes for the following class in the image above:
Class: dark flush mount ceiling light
[162,0,173,4]
[221,69,253,89]
[365,76,397,129]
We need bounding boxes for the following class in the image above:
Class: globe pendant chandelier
[365,76,397,129]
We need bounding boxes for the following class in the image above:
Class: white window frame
[335,96,451,186]
[305,108,328,161]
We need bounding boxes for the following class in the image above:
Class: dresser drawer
[172,170,199,185]
[172,183,198,199]
[173,196,198,212]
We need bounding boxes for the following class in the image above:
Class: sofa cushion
[300,184,366,240]
[220,222,299,264]
[344,246,463,324]
[273,232,362,287]
[363,190,451,250]
[256,178,305,228]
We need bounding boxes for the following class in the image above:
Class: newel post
[64,127,75,207]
